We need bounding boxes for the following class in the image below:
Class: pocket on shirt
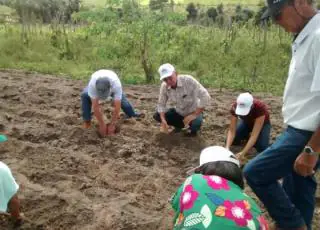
[182,95,194,107]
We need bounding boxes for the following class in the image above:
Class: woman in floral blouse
[170,146,268,230]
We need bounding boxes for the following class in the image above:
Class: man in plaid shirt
[153,63,211,136]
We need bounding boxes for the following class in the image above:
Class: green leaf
[184,213,205,227]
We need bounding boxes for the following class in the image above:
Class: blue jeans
[244,126,319,230]
[153,108,203,134]
[81,86,138,121]
[233,120,271,152]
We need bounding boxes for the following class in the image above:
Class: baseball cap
[158,63,175,81]
[235,92,253,116]
[187,146,240,175]
[0,134,8,143]
[261,0,289,20]
[96,77,111,100]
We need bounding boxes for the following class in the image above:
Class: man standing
[153,63,211,136]
[81,69,141,137]
[244,1,320,230]
[226,92,271,159]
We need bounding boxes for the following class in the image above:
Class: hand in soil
[160,121,169,133]
[106,123,116,136]
[99,124,107,137]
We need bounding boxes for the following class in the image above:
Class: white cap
[158,63,175,81]
[235,93,253,116]
[187,146,240,175]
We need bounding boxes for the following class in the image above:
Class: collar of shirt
[294,13,320,47]
[167,75,183,89]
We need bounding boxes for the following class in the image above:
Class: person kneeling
[226,93,271,160]
[81,69,142,136]
[170,146,268,230]
[153,63,211,136]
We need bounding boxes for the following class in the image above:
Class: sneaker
[83,121,91,129]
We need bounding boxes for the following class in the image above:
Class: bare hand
[99,124,107,137]
[236,152,246,163]
[160,120,169,133]
[12,213,26,227]
[294,152,319,177]
[183,114,197,127]
[107,123,116,135]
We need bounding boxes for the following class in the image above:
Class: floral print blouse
[170,174,268,230]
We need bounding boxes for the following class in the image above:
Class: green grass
[0,20,291,95]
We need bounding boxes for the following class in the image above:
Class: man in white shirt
[0,135,22,226]
[244,1,320,230]
[81,70,141,136]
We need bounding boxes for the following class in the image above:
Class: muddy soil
[0,70,319,230]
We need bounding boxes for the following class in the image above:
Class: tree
[207,7,217,22]
[186,3,197,21]
[5,0,80,23]
[217,3,224,14]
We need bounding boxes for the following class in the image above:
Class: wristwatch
[303,146,318,155]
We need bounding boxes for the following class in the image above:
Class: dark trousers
[153,108,203,134]
[233,120,271,153]
[244,126,319,230]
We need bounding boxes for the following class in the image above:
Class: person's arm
[226,115,238,149]
[193,80,210,116]
[111,100,121,125]
[158,85,170,131]
[92,98,105,126]
[8,194,21,220]
[194,107,204,116]
[240,115,265,155]
[157,83,168,114]
[92,98,107,136]
[307,128,320,152]
[183,78,210,125]
[159,112,166,123]
[183,107,205,127]
[294,127,320,176]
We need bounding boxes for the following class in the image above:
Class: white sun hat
[187,146,240,175]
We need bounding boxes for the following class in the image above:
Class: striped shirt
[157,75,211,116]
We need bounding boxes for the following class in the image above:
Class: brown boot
[82,121,91,129]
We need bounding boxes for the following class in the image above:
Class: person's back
[0,161,19,213]
[171,174,267,230]
[170,146,268,230]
